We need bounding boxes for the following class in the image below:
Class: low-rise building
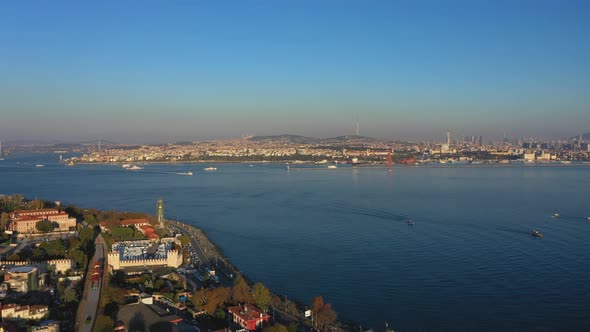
[31,321,60,332]
[108,241,182,271]
[0,304,48,321]
[2,266,39,293]
[8,209,76,233]
[228,304,270,331]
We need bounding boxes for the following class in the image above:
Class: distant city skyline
[1,1,589,143]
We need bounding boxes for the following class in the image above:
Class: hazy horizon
[1,1,589,143]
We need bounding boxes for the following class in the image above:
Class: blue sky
[1,0,589,143]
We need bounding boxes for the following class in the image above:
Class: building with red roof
[227,304,270,331]
[120,218,149,227]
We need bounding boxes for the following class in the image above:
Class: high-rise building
[446,131,451,145]
[478,136,483,147]
[156,198,165,227]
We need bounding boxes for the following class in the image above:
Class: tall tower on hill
[156,198,165,227]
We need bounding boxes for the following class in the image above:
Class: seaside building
[8,209,76,233]
[107,240,182,272]
[227,304,270,331]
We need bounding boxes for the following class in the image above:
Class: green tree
[0,212,10,232]
[71,249,88,269]
[232,275,253,304]
[62,287,78,303]
[32,248,47,260]
[40,239,66,257]
[192,287,231,314]
[311,296,337,331]
[30,199,45,209]
[36,219,54,233]
[252,283,271,311]
[178,235,191,247]
[79,227,94,244]
[93,315,115,332]
[287,323,298,332]
[262,324,288,332]
[84,214,98,225]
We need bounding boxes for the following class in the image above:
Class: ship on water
[204,167,217,171]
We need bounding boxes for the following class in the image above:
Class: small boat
[327,165,337,169]
[122,164,131,168]
[35,164,45,167]
[128,165,143,170]
[552,213,560,218]
[587,217,590,221]
[177,171,193,176]
[531,230,544,237]
[407,220,415,225]
[204,167,217,172]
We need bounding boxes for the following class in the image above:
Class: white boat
[128,165,143,170]
[204,167,217,171]
[178,171,193,176]
[122,164,131,168]
[552,213,560,218]
[35,164,45,167]
[327,165,337,169]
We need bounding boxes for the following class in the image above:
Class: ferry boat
[204,167,217,172]
[531,230,544,238]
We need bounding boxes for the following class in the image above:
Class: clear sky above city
[1,0,589,143]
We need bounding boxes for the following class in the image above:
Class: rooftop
[7,266,38,274]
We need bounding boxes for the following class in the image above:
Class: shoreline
[166,219,351,331]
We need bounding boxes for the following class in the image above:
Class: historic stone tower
[156,198,165,228]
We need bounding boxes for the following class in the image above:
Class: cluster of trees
[311,296,337,331]
[110,226,147,242]
[262,323,298,332]
[66,207,156,229]
[6,227,94,269]
[191,275,272,316]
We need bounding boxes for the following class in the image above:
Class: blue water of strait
[1,153,590,332]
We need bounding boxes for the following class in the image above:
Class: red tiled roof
[228,304,269,322]
[13,209,59,214]
[120,218,148,226]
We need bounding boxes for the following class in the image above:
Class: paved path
[75,235,107,332]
